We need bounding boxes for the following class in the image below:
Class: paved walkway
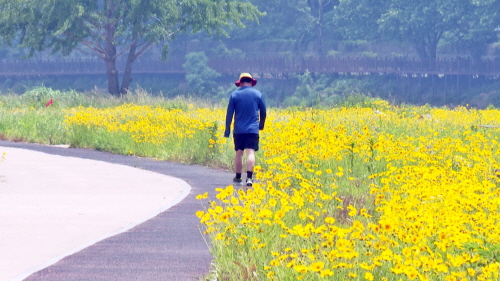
[0,140,233,281]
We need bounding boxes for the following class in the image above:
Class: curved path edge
[13,177,192,281]
[0,140,232,281]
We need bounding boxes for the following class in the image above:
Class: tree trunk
[428,31,443,59]
[104,0,120,96]
[120,40,137,95]
[105,55,120,96]
[414,41,428,59]
[468,41,485,64]
[428,36,438,59]
[318,0,324,57]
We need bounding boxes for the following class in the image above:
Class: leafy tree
[334,0,385,41]
[449,0,500,62]
[294,69,315,98]
[307,0,338,56]
[226,0,313,53]
[226,0,338,56]
[335,0,488,59]
[0,0,263,96]
[209,43,245,59]
[377,0,467,58]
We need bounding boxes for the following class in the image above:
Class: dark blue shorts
[233,133,259,151]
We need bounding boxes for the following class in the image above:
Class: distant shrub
[20,86,81,108]
[359,51,377,58]
[327,50,341,58]
[210,44,245,59]
[294,70,315,98]
[488,40,500,54]
[183,52,221,96]
[392,53,405,58]
[340,40,368,52]
[336,92,392,109]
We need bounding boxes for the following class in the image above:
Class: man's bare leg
[245,149,256,187]
[246,149,256,174]
[234,149,244,174]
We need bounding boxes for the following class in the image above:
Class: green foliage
[490,41,500,56]
[225,0,340,55]
[359,51,377,58]
[0,107,67,145]
[2,79,14,90]
[464,241,500,264]
[0,0,264,58]
[0,0,264,95]
[209,44,245,59]
[0,42,28,59]
[0,92,234,168]
[283,71,398,108]
[336,93,380,108]
[326,50,341,57]
[0,86,86,109]
[20,87,73,108]
[0,86,208,110]
[377,0,445,58]
[284,70,325,107]
[337,40,371,53]
[333,0,500,60]
[0,0,499,64]
[447,0,500,61]
[334,0,384,41]
[183,51,221,96]
[294,70,315,98]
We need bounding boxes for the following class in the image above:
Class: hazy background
[1,0,500,108]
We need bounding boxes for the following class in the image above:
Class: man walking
[224,73,267,187]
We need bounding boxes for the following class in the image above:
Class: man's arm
[224,97,235,137]
[258,96,267,131]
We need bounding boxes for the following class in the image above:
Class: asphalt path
[0,140,233,281]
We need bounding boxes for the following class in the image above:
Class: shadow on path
[0,141,232,281]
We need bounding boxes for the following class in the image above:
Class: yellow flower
[347,205,357,217]
[335,166,344,177]
[195,211,204,218]
[467,268,476,276]
[293,265,308,273]
[270,259,280,266]
[310,261,324,272]
[320,269,334,277]
[269,198,278,206]
[195,192,208,200]
[360,208,373,218]
[325,217,336,224]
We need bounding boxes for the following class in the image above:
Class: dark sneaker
[233,177,243,184]
[246,178,253,187]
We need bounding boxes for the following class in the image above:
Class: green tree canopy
[335,0,500,59]
[334,0,385,41]
[223,0,339,56]
[379,0,470,58]
[0,0,263,95]
[449,0,500,61]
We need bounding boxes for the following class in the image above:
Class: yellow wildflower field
[64,101,500,280]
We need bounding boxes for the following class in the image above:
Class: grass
[0,87,233,167]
